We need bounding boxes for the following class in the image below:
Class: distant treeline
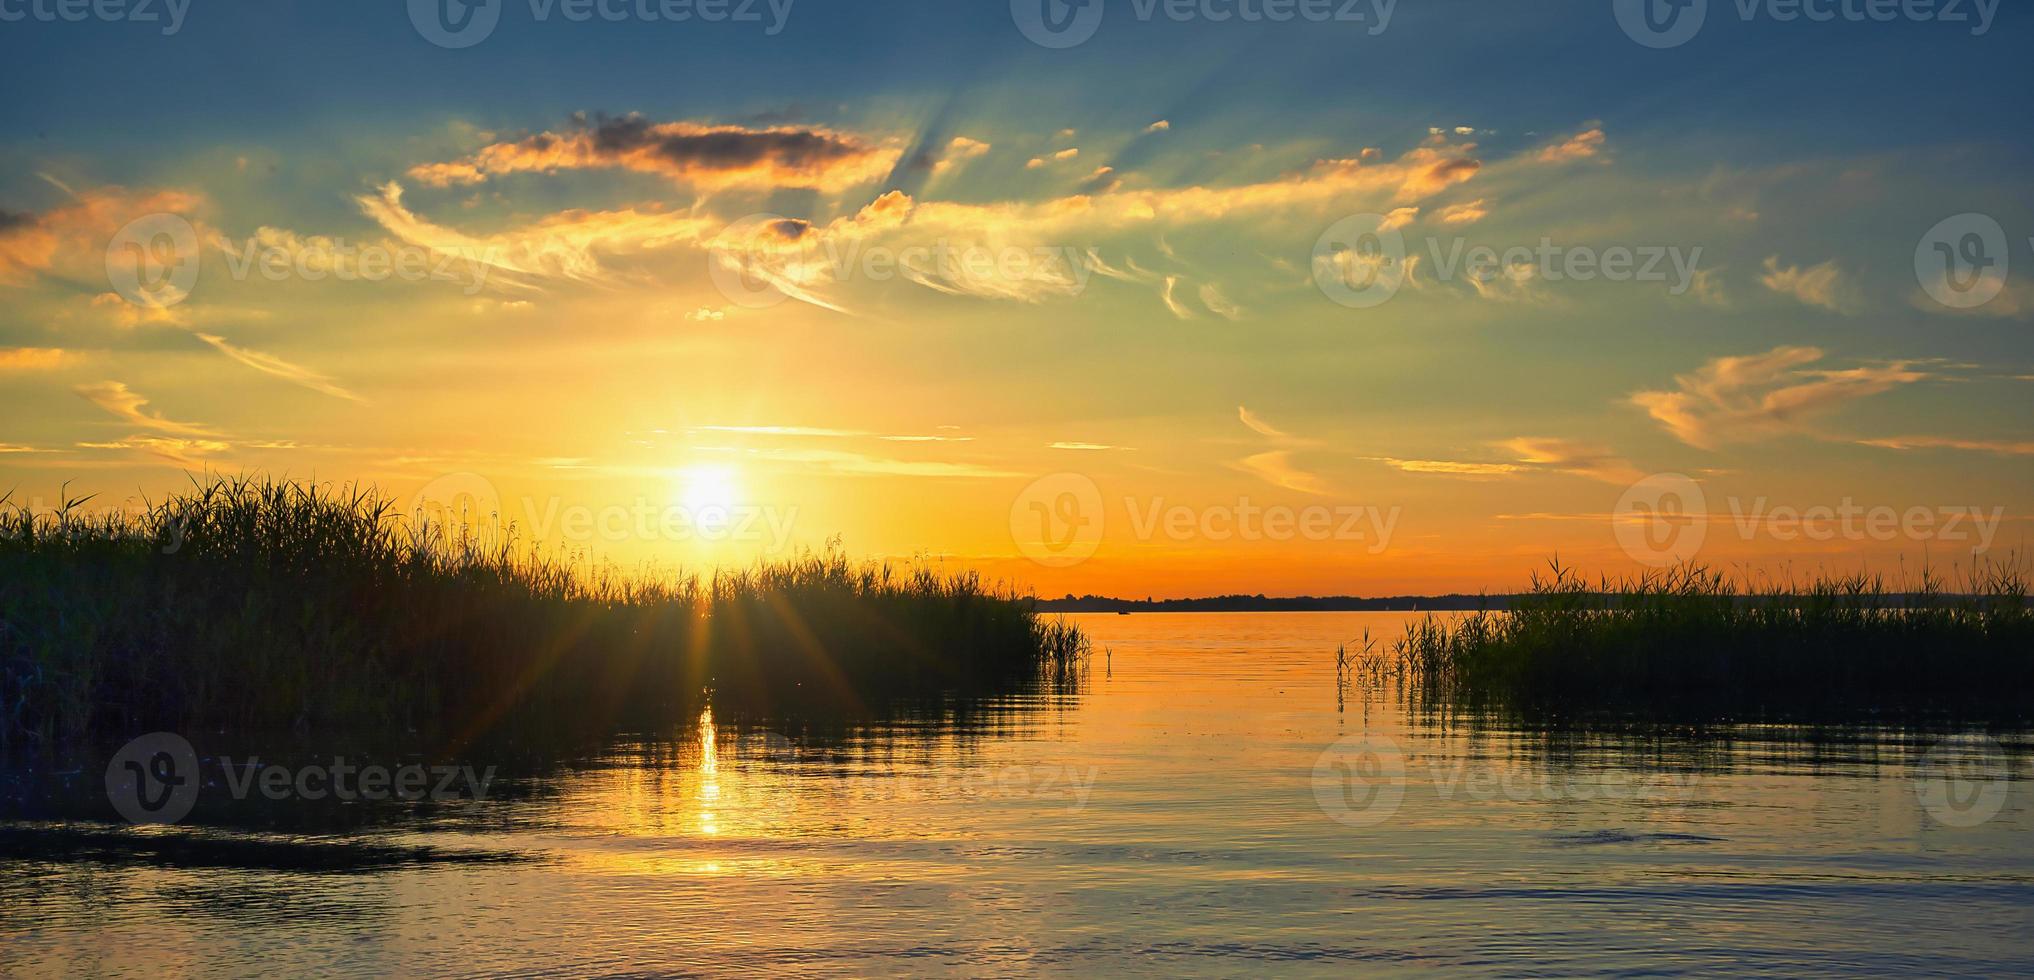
[1036,592,2011,613]
[1036,594,1515,613]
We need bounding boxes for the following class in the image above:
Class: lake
[4,612,2030,976]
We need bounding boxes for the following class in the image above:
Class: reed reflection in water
[3,612,2030,976]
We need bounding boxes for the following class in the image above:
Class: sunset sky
[2,1,2029,596]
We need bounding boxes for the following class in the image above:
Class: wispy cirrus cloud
[77,434,229,466]
[356,181,715,286]
[694,424,972,442]
[1370,438,1638,484]
[1197,283,1243,320]
[1234,406,1329,494]
[1630,346,1929,449]
[1495,437,1643,485]
[1236,450,1331,495]
[1373,457,1527,479]
[193,332,364,403]
[703,445,1014,479]
[74,380,218,437]
[1760,255,1852,312]
[1237,405,1303,443]
[1855,434,2034,457]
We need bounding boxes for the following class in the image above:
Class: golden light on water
[697,705,721,835]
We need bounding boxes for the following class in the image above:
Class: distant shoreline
[1035,595,1512,613]
[1034,593,1994,613]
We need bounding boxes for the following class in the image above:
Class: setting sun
[676,464,742,517]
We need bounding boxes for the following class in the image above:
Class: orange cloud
[0,188,203,285]
[1631,347,1929,449]
[1760,255,1852,312]
[1535,127,1607,164]
[0,347,67,370]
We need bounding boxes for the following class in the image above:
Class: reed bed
[1379,560,2032,720]
[0,477,1087,746]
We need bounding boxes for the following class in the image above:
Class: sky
[1,0,2030,596]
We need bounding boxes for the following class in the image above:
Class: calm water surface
[5,612,2031,976]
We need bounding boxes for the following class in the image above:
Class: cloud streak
[74,381,218,437]
[193,333,364,402]
[1631,346,1929,449]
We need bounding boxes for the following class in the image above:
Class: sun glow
[676,464,742,516]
